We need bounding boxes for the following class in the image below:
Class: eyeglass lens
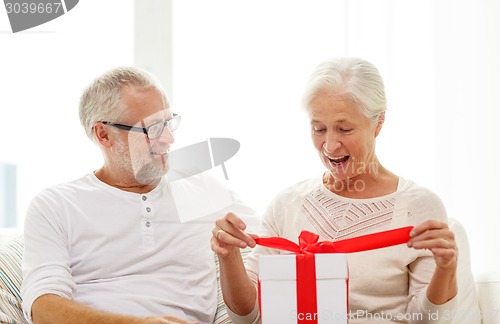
[147,116,180,139]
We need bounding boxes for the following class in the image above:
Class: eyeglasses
[101,114,181,140]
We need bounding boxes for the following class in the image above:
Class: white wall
[0,0,134,229]
[432,0,500,275]
[134,0,500,275]
[1,0,498,276]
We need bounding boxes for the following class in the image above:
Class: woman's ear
[93,123,112,148]
[374,111,385,137]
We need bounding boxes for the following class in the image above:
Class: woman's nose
[323,136,341,154]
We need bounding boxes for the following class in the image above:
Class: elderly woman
[212,57,463,323]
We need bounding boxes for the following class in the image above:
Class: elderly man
[21,67,218,324]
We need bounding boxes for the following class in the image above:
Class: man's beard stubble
[113,138,168,185]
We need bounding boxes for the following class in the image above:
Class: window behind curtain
[0,0,134,229]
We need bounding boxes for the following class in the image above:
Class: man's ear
[374,111,385,137]
[93,123,112,148]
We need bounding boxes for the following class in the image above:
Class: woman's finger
[213,213,256,247]
[410,219,448,237]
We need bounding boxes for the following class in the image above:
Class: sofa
[0,231,241,324]
[1,219,499,324]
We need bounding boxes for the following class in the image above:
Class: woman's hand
[407,219,459,304]
[211,213,260,315]
[211,212,258,257]
[407,219,458,271]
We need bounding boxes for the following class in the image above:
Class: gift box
[255,227,413,324]
[259,253,348,324]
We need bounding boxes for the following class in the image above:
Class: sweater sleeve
[407,253,458,323]
[405,184,458,323]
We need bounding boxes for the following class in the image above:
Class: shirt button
[142,196,147,201]
[145,221,151,227]
[146,207,151,212]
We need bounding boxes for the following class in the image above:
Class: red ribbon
[255,226,414,254]
[256,226,413,324]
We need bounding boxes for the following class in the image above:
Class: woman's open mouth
[327,155,349,166]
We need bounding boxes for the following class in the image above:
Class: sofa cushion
[448,218,482,323]
[213,256,232,324]
[0,234,26,324]
[213,248,252,324]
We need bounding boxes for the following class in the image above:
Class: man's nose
[157,126,175,145]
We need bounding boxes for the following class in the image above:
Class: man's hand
[143,315,198,324]
[32,294,199,324]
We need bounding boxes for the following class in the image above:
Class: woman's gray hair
[302,57,386,121]
[79,66,168,142]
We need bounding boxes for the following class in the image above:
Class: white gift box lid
[259,253,348,281]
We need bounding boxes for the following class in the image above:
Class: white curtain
[170,0,500,274]
[2,0,497,274]
[0,0,134,228]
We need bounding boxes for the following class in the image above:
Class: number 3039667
[5,2,62,14]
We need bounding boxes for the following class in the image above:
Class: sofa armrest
[0,234,27,324]
[476,272,500,324]
[213,248,252,324]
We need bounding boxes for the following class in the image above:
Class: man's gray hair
[302,57,386,121]
[79,66,168,142]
